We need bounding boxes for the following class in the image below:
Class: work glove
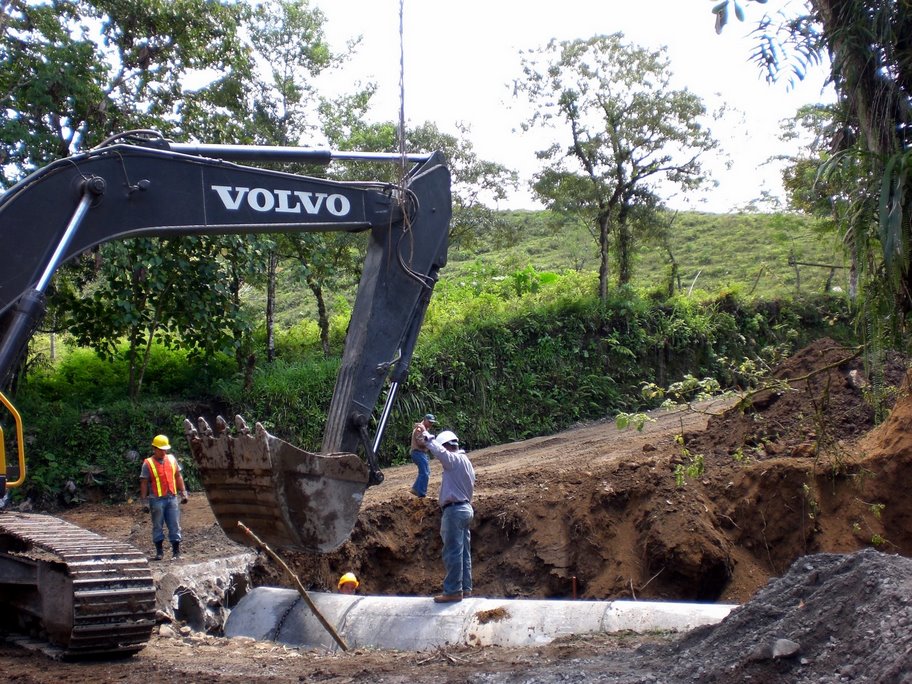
[423,431,435,442]
[180,492,189,504]
[141,498,150,513]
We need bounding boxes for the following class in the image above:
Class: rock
[747,642,773,661]
[772,638,800,658]
[848,369,867,389]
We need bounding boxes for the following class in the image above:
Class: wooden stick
[238,521,349,652]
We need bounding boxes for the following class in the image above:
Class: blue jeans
[440,503,473,595]
[150,495,182,543]
[411,450,430,496]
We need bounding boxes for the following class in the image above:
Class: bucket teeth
[197,416,213,436]
[235,415,249,434]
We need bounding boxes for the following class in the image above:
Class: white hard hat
[435,430,459,447]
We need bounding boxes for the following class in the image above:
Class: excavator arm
[0,132,452,553]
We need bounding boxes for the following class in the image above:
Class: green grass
[210,209,845,329]
[443,209,844,302]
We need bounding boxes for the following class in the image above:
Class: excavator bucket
[183,416,370,553]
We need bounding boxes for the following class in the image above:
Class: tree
[63,237,249,400]
[718,1,912,335]
[179,0,341,367]
[515,35,718,299]
[238,0,357,361]
[319,93,519,252]
[0,1,262,395]
[410,122,519,250]
[0,0,249,185]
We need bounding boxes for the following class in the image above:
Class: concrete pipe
[224,587,737,651]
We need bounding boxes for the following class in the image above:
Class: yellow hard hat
[151,434,171,451]
[338,572,359,589]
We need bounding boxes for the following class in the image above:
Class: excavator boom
[0,131,450,459]
[0,132,452,653]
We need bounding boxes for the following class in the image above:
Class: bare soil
[3,336,912,682]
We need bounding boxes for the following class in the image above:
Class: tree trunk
[597,213,611,300]
[265,250,277,363]
[617,204,632,286]
[229,263,245,371]
[664,245,678,298]
[127,339,138,400]
[306,274,331,357]
[814,0,901,157]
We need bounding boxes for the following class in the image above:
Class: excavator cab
[0,132,451,555]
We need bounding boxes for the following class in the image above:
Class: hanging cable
[397,0,407,189]
[395,0,421,282]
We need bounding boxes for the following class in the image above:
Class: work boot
[433,593,462,603]
[171,541,181,559]
[153,542,163,561]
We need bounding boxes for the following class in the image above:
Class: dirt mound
[664,549,912,683]
[686,337,905,462]
[475,549,912,683]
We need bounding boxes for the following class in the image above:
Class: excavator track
[0,512,156,658]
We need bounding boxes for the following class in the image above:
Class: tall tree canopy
[0,0,257,396]
[723,0,912,336]
[0,0,249,185]
[515,34,718,299]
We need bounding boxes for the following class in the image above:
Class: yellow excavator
[0,130,451,656]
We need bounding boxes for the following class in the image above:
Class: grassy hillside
[29,209,844,367]
[235,209,843,329]
[444,209,845,301]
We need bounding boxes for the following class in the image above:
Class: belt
[442,500,469,510]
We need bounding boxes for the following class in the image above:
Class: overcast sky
[313,0,833,213]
